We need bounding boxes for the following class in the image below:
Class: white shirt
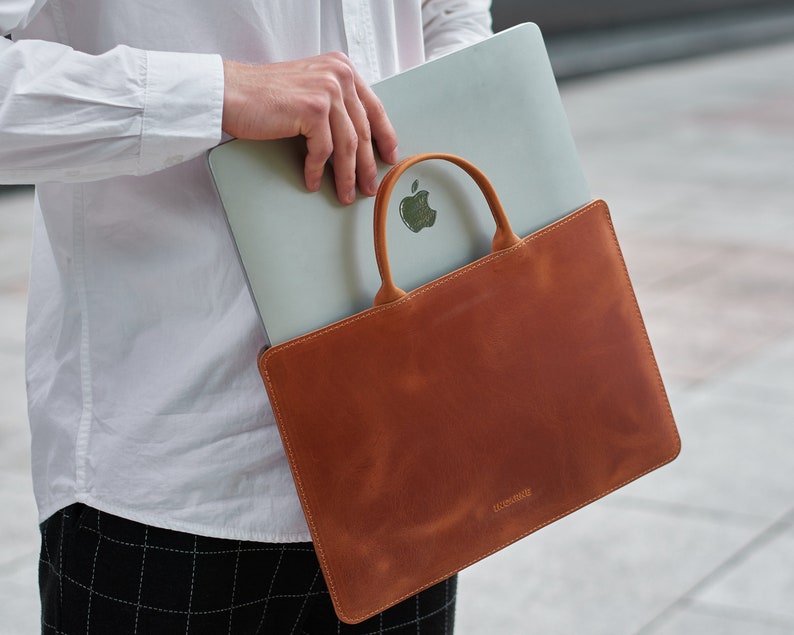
[1,1,491,541]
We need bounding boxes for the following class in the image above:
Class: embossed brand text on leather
[493,487,534,513]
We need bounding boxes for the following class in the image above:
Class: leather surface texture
[259,154,680,624]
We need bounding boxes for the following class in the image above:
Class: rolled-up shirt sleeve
[421,0,493,60]
[0,36,224,184]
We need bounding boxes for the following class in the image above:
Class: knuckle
[326,57,356,85]
[316,73,339,90]
[315,75,344,102]
[367,98,387,120]
[358,123,373,145]
[303,94,331,119]
[339,130,359,155]
[313,141,334,161]
[325,51,351,67]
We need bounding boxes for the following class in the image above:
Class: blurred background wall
[491,0,792,33]
[490,0,794,78]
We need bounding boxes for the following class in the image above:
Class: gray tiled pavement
[1,41,793,634]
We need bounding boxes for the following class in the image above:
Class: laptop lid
[209,23,591,346]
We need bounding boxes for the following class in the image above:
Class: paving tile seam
[710,376,794,401]
[695,388,794,411]
[601,494,773,528]
[633,246,794,289]
[629,260,794,304]
[635,593,794,634]
[664,329,794,392]
[636,516,794,634]
[692,327,794,391]
[0,550,39,577]
[783,508,794,525]
[682,599,794,630]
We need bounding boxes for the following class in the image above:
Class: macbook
[209,23,591,346]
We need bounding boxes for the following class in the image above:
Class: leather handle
[373,153,521,306]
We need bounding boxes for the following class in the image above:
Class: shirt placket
[341,0,379,83]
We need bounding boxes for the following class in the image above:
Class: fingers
[348,73,400,199]
[302,118,334,195]
[221,53,399,205]
[328,98,362,205]
[303,94,360,205]
[354,77,399,167]
[303,54,398,205]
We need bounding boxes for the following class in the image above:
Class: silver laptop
[209,23,590,346]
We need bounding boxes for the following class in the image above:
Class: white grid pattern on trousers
[38,505,457,634]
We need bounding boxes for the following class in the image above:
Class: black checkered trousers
[39,504,457,634]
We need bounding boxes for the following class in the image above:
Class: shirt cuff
[139,50,224,174]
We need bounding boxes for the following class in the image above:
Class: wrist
[221,59,246,135]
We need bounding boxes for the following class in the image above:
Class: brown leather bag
[259,153,680,624]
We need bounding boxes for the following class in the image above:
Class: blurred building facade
[491,0,794,33]
[491,0,794,78]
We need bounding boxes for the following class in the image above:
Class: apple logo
[399,179,437,233]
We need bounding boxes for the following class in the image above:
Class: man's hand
[222,53,399,205]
